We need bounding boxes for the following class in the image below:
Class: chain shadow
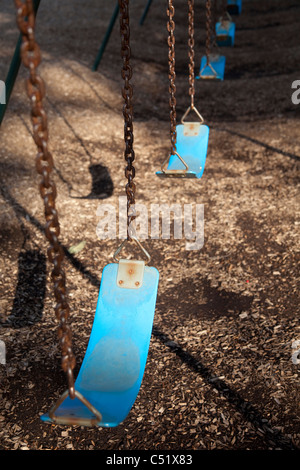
[151,327,298,450]
[0,185,100,289]
[2,249,46,328]
[213,125,300,161]
[72,164,114,200]
[18,110,114,200]
[46,98,114,199]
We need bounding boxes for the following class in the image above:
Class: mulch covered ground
[0,0,299,451]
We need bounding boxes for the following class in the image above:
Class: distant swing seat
[215,19,235,47]
[197,54,226,81]
[41,243,159,428]
[156,107,209,179]
[227,0,242,15]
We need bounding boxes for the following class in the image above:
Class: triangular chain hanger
[160,150,189,175]
[48,390,102,427]
[113,237,151,265]
[220,0,233,24]
[181,105,205,124]
[199,60,219,79]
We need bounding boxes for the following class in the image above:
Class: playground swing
[43,236,159,428]
[156,0,209,179]
[215,0,235,47]
[15,0,159,428]
[227,0,242,16]
[197,0,226,80]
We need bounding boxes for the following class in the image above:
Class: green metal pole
[0,0,41,126]
[92,2,119,72]
[139,0,153,25]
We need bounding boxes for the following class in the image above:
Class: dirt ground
[0,0,299,452]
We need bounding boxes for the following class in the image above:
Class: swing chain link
[119,0,136,240]
[14,0,76,399]
[188,0,195,109]
[167,0,177,156]
[222,0,227,18]
[211,0,218,49]
[205,0,212,61]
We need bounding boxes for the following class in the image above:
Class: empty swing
[156,0,209,179]
[215,0,235,47]
[43,235,159,428]
[15,0,159,428]
[227,0,242,16]
[197,0,226,80]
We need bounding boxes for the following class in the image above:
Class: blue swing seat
[41,259,159,427]
[215,20,235,47]
[197,54,226,81]
[227,0,242,15]
[156,122,209,178]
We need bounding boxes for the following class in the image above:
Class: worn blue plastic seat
[197,54,226,81]
[41,249,159,428]
[227,0,242,15]
[215,19,235,47]
[156,107,209,179]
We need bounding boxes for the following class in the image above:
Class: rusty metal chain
[119,0,136,239]
[205,0,213,62]
[167,0,177,156]
[14,0,76,399]
[222,0,231,24]
[211,0,218,49]
[187,0,195,109]
[221,0,227,17]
